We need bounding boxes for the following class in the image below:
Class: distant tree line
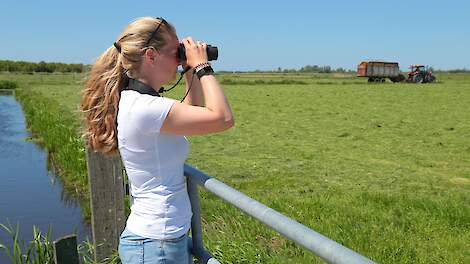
[274,65,355,73]
[219,65,357,74]
[297,65,354,73]
[0,60,85,73]
[2,59,468,74]
[440,68,470,73]
[417,67,470,73]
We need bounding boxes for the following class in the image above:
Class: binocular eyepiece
[177,44,218,63]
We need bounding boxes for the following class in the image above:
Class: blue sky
[1,0,469,71]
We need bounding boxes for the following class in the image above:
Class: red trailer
[357,61,405,83]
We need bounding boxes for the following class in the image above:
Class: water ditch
[0,95,91,263]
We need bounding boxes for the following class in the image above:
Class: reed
[0,222,120,264]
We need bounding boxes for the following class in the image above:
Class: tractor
[406,65,436,83]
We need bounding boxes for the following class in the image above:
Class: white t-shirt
[117,90,192,240]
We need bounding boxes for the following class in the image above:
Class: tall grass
[0,222,53,264]
[0,221,120,264]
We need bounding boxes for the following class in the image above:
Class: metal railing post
[186,177,221,264]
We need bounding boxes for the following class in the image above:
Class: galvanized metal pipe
[184,164,375,264]
[186,177,221,264]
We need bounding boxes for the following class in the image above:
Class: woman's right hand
[161,37,234,136]
[182,37,208,69]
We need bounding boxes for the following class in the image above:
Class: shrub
[0,80,18,89]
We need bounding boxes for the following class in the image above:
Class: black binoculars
[177,44,218,63]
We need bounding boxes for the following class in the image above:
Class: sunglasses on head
[145,17,167,47]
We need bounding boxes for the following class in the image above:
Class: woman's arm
[160,37,234,136]
[182,70,204,106]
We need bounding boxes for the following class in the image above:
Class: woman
[80,17,234,263]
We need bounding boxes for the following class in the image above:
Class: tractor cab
[410,65,426,74]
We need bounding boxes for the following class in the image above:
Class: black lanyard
[125,78,162,97]
[124,66,192,102]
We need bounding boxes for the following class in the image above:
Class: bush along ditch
[0,80,19,89]
[14,88,92,223]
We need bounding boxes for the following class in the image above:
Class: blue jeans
[118,228,192,264]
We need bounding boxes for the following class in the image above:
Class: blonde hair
[80,17,176,155]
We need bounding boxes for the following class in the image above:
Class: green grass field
[2,72,469,263]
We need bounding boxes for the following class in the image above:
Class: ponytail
[80,46,127,155]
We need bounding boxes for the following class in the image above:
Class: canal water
[0,95,91,263]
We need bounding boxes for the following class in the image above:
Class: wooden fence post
[53,235,79,264]
[86,148,126,262]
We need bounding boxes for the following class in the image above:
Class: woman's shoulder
[120,91,176,133]
[121,90,176,109]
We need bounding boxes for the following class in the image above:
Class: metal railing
[184,164,375,264]
[85,148,375,263]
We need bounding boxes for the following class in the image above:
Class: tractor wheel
[412,74,424,83]
[425,75,436,83]
[397,74,406,82]
[390,75,404,83]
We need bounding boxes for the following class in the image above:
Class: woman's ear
[144,48,158,64]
